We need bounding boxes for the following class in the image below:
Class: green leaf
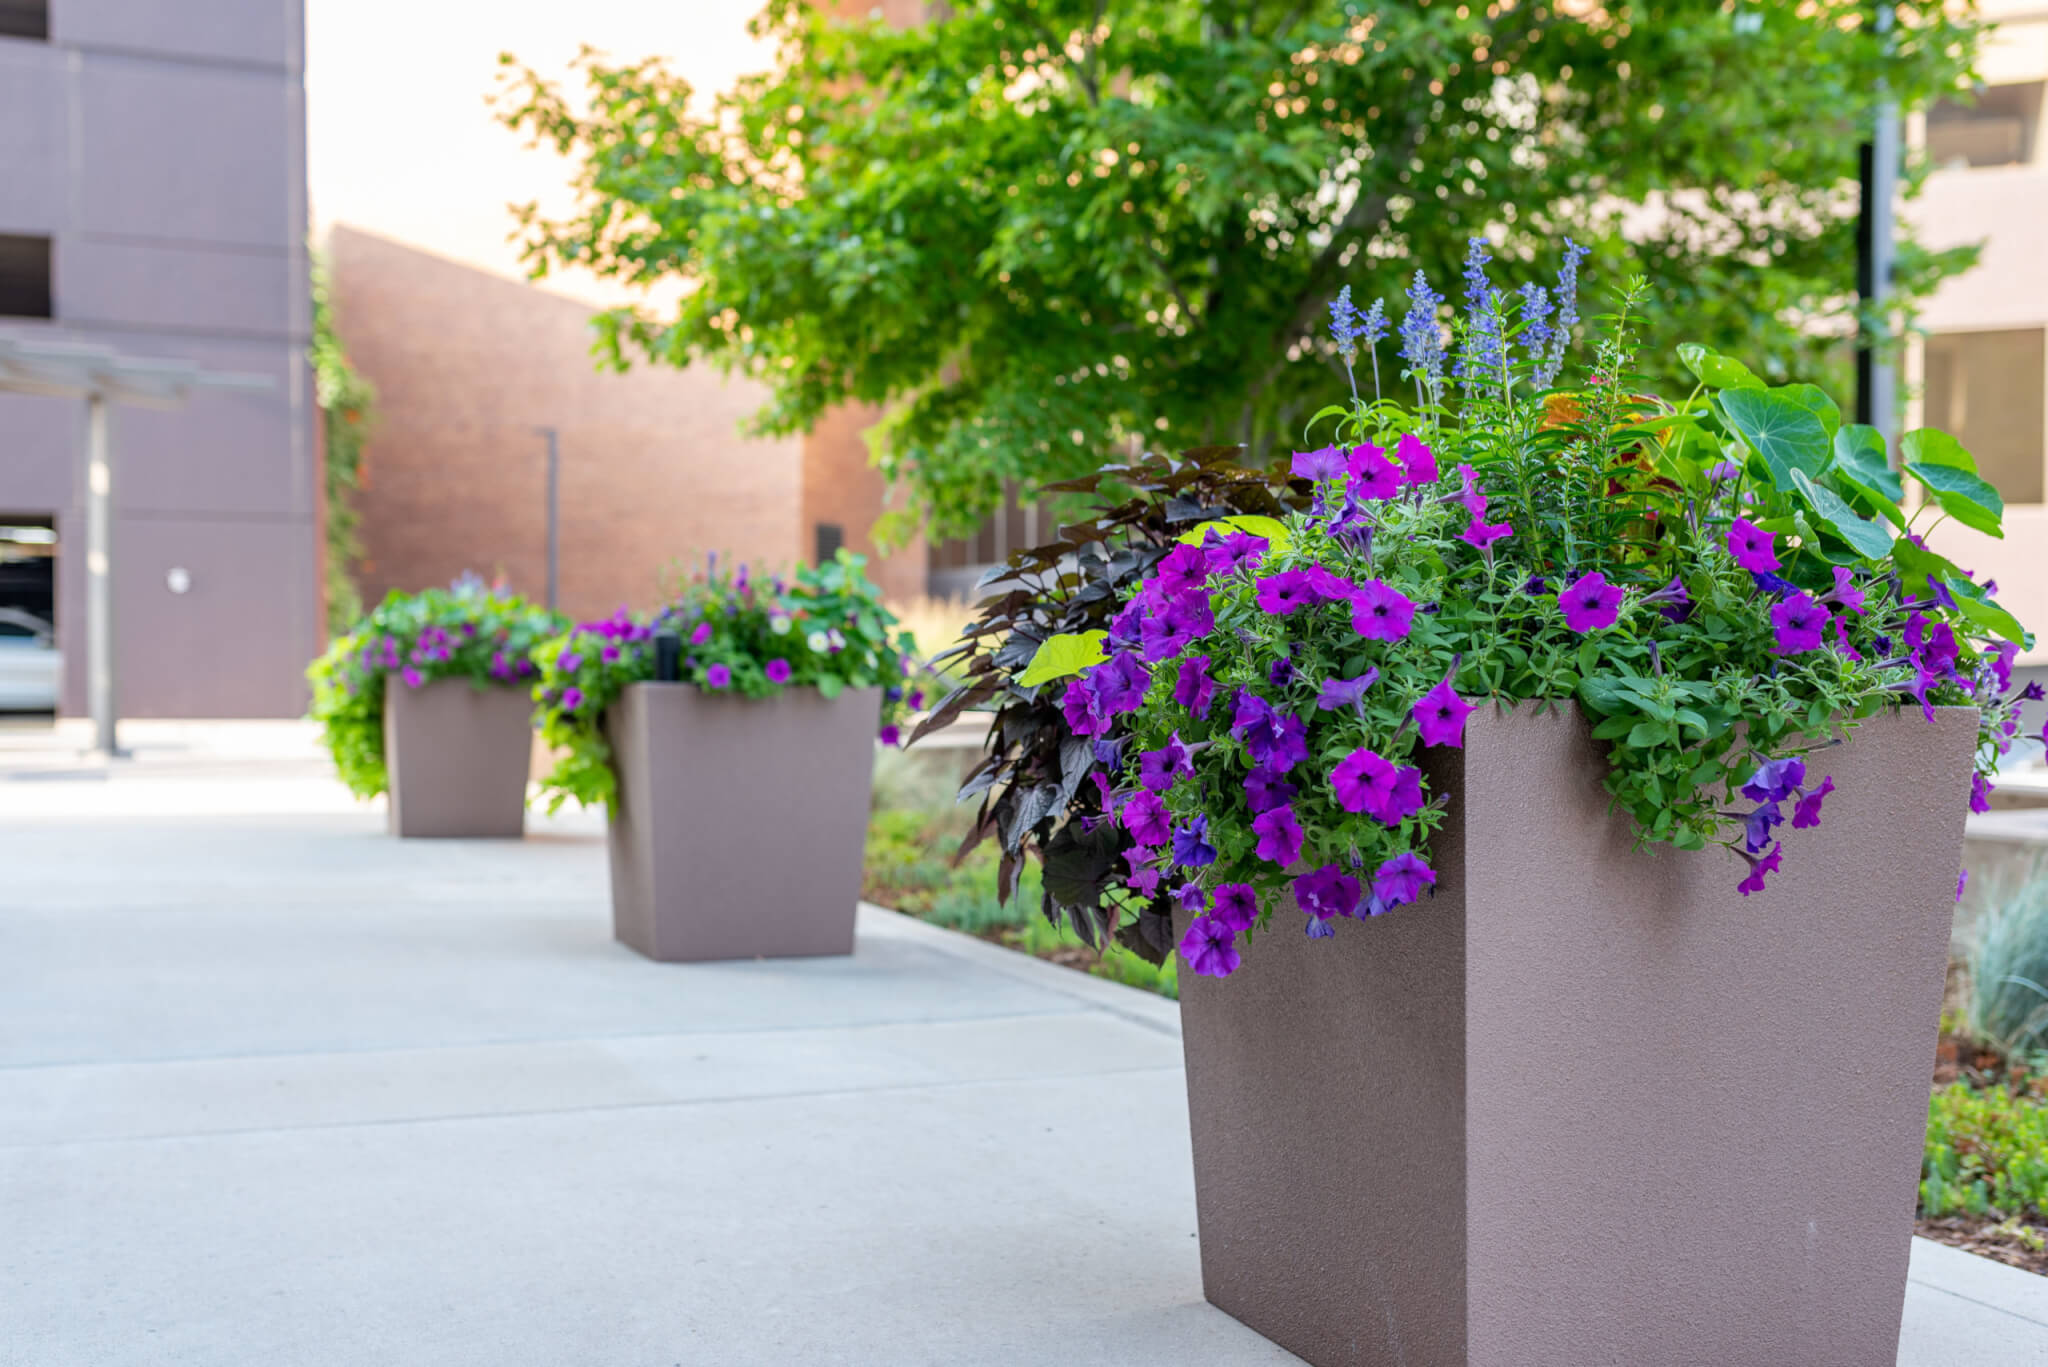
[1177,514,1291,553]
[1891,537,1969,598]
[1775,383,1841,438]
[1942,579,2032,647]
[1788,469,1895,560]
[1901,428,1978,475]
[1717,388,1833,491]
[1626,720,1672,748]
[1830,424,1905,526]
[1678,344,1766,390]
[1017,630,1108,687]
[1906,461,2005,537]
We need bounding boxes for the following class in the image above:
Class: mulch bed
[1915,1215,2048,1276]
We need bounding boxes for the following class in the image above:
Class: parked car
[0,608,59,712]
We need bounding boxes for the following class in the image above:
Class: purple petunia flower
[1107,598,1147,651]
[766,658,792,684]
[1252,804,1305,866]
[1727,518,1779,574]
[1742,755,1807,803]
[1372,852,1436,911]
[1256,570,1322,616]
[1244,765,1298,815]
[1139,733,1195,793]
[1737,841,1784,897]
[1091,653,1152,715]
[1770,592,1831,655]
[1232,691,1310,770]
[1062,678,1111,737]
[1292,446,1346,481]
[690,622,713,647]
[1381,764,1425,825]
[1792,776,1835,829]
[1413,671,1476,748]
[706,663,732,689]
[1972,772,1996,815]
[1316,670,1379,714]
[1348,443,1402,501]
[1460,517,1514,553]
[1296,864,1362,924]
[1958,869,1970,903]
[878,724,902,747]
[1212,883,1260,933]
[1743,801,1783,854]
[560,685,584,712]
[1141,593,1213,662]
[1174,655,1216,717]
[1172,815,1218,868]
[1179,915,1241,978]
[1350,579,1417,642]
[557,649,584,673]
[1303,566,1355,605]
[1175,881,1208,915]
[1397,433,1439,486]
[1331,746,1397,816]
[1203,529,1269,577]
[1121,790,1172,846]
[1642,576,1692,624]
[1453,463,1488,519]
[1558,571,1624,633]
[1154,543,1213,600]
[1268,656,1296,688]
[402,666,424,689]
[1824,566,1866,615]
[1706,459,1743,482]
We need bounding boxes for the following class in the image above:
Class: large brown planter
[381,678,535,838]
[603,682,880,962]
[1176,702,1976,1367]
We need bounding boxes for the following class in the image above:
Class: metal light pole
[1855,1,1899,457]
[84,393,118,756]
[536,426,560,612]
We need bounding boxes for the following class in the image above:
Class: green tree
[496,0,1979,539]
[312,256,376,634]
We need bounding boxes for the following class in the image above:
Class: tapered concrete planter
[1176,703,1977,1367]
[382,679,534,838]
[604,682,880,962]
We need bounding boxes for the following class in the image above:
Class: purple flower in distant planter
[1350,579,1417,641]
[1139,733,1195,793]
[1770,592,1830,655]
[1397,432,1439,485]
[1742,755,1807,803]
[1212,883,1259,933]
[765,658,792,684]
[1742,801,1782,853]
[1244,765,1298,814]
[878,725,902,747]
[1971,772,1996,814]
[1173,655,1215,717]
[557,649,583,672]
[1122,790,1172,846]
[1347,442,1402,500]
[1291,445,1346,481]
[1737,841,1784,897]
[1331,746,1398,816]
[559,686,585,712]
[690,622,713,646]
[1791,776,1835,829]
[1173,815,1218,868]
[1412,670,1476,748]
[1372,852,1436,911]
[1316,670,1378,715]
[1557,571,1624,633]
[402,666,423,688]
[908,689,925,710]
[1296,864,1362,924]
[1179,915,1241,978]
[1256,570,1322,616]
[1727,518,1779,573]
[1252,804,1305,866]
[706,663,733,689]
[1706,458,1743,482]
[1061,678,1110,737]
[602,643,621,664]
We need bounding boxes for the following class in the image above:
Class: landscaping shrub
[1923,1080,2048,1223]
[1963,871,2048,1061]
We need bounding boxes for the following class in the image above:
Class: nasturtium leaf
[1890,536,1968,598]
[1717,388,1833,491]
[1017,630,1108,687]
[1905,461,2005,537]
[1776,384,1841,438]
[1938,576,2033,646]
[1829,423,1905,526]
[1678,343,1766,391]
[1176,514,1291,552]
[1789,469,1895,560]
[1901,428,1978,474]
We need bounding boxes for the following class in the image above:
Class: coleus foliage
[1042,247,2032,980]
[910,448,1307,960]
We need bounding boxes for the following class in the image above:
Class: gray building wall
[0,1,315,718]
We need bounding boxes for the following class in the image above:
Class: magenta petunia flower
[1244,765,1298,814]
[1089,653,1151,715]
[1791,775,1834,829]
[1252,804,1305,866]
[1330,746,1398,816]
[1291,445,1346,481]
[557,649,584,672]
[1380,764,1424,825]
[1770,591,1830,654]
[1460,517,1513,552]
[1412,672,1476,748]
[1295,864,1362,924]
[878,724,902,747]
[706,663,732,689]
[1347,442,1402,500]
[1397,432,1439,485]
[1303,566,1355,605]
[1203,530,1269,577]
[1737,841,1784,897]
[1121,789,1172,846]
[1127,866,1163,898]
[1726,517,1779,573]
[1211,883,1260,933]
[1454,463,1488,518]
[1140,593,1213,662]
[690,622,713,646]
[1350,578,1417,641]
[765,658,792,684]
[1372,852,1436,910]
[1824,566,1865,615]
[559,685,584,712]
[1557,571,1624,632]
[1256,570,1322,615]
[402,666,424,688]
[1139,733,1195,793]
[1061,678,1110,737]
[1173,655,1215,717]
[1971,772,1995,814]
[1179,914,1241,978]
[1154,543,1212,599]
[1742,755,1806,803]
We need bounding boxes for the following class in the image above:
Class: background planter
[1177,702,1977,1367]
[604,682,880,962]
[382,679,534,838]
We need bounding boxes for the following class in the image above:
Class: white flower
[807,631,830,652]
[770,615,793,635]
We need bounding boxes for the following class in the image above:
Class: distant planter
[383,680,534,839]
[1174,703,1977,1366]
[604,682,880,961]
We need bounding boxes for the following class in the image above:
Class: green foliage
[307,580,565,799]
[311,255,377,636]
[1923,1081,2048,1222]
[533,551,926,812]
[1964,872,2048,1061]
[495,0,1981,538]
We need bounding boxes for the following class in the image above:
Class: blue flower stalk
[1399,270,1445,407]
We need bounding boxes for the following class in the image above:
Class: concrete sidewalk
[2,723,2045,1365]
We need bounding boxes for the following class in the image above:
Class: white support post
[84,391,119,758]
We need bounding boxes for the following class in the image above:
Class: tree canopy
[497,0,1980,540]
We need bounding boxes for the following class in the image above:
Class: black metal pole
[1854,3,1899,449]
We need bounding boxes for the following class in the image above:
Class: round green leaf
[1906,461,2005,537]
[1717,387,1834,491]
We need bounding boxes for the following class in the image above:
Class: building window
[814,522,844,564]
[0,2,47,42]
[0,235,52,319]
[1923,329,2046,506]
[1927,82,2043,170]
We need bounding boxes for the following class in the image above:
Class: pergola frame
[0,337,271,757]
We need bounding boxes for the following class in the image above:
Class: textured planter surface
[1177,702,1977,1367]
[604,683,879,962]
[382,680,534,839]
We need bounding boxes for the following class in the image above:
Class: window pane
[1923,329,2046,506]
